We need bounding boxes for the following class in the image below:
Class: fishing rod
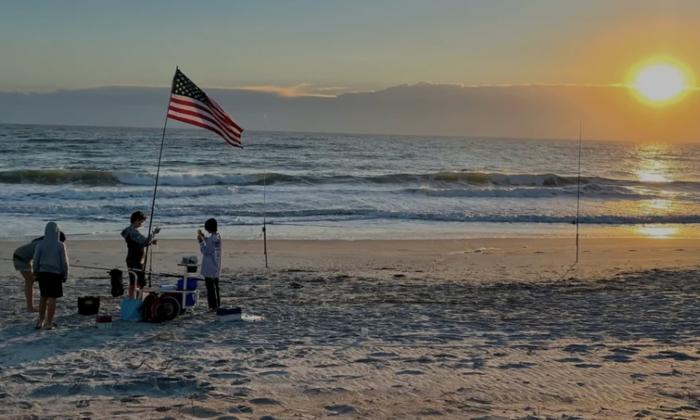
[261,115,269,269]
[263,170,269,268]
[575,120,583,264]
[0,258,180,278]
[555,120,584,282]
[71,263,181,278]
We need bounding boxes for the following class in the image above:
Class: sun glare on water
[629,59,693,106]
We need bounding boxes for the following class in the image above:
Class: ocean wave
[18,186,237,201]
[4,198,700,225]
[2,168,700,191]
[402,184,655,200]
[0,169,119,186]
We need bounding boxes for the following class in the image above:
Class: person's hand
[152,239,158,246]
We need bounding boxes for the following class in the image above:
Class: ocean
[1,123,700,240]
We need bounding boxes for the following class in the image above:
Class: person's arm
[61,244,69,280]
[145,227,161,246]
[216,234,222,275]
[129,229,150,246]
[200,235,216,256]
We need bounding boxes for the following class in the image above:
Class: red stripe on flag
[208,97,244,132]
[168,104,241,141]
[167,108,242,147]
[170,95,242,138]
[167,114,242,148]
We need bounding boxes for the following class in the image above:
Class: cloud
[227,83,347,98]
[1,83,698,142]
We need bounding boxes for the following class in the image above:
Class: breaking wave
[0,169,119,186]
[3,169,699,190]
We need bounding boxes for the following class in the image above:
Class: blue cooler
[177,277,199,290]
[184,291,197,307]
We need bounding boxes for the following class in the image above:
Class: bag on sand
[120,297,143,321]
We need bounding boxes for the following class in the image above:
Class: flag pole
[575,120,583,264]
[144,67,178,286]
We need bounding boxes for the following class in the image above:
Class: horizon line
[0,120,660,146]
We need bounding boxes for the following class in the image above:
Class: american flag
[167,69,243,148]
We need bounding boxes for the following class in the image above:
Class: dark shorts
[37,272,64,298]
[128,265,146,288]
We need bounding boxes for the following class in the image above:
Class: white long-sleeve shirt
[199,232,222,278]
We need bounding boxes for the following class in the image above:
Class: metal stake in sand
[144,67,178,286]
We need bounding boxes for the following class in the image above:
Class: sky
[1,0,699,140]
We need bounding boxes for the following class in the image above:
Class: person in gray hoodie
[13,232,66,312]
[33,222,69,330]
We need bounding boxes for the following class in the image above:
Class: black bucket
[78,296,100,315]
[109,269,124,297]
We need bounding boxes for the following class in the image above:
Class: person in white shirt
[197,218,222,310]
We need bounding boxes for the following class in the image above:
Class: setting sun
[629,59,693,106]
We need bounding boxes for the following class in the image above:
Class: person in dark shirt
[121,211,159,297]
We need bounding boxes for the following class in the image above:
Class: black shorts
[37,272,64,298]
[128,265,146,288]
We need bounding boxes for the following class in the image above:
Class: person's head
[59,231,66,242]
[130,211,146,227]
[44,222,60,241]
[204,218,218,233]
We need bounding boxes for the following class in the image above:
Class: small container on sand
[96,315,112,329]
[216,307,242,321]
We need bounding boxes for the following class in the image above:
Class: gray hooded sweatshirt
[32,222,69,277]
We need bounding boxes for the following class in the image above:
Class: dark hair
[204,218,218,233]
[130,211,146,224]
[59,232,66,242]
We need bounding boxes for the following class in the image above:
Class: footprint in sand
[249,397,281,406]
[603,354,633,363]
[396,369,424,375]
[325,404,357,416]
[563,344,590,353]
[555,357,584,363]
[16,401,33,409]
[187,406,222,418]
[367,351,399,358]
[228,405,253,413]
[258,370,289,377]
[647,351,699,361]
[574,363,601,368]
[498,362,536,369]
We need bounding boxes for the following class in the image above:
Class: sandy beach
[0,237,698,419]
